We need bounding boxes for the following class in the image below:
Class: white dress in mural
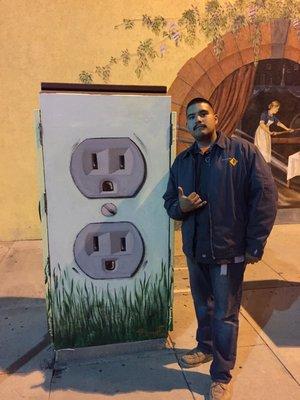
[254,111,279,163]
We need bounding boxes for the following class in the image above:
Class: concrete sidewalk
[0,225,299,399]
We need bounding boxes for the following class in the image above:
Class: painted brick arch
[168,19,300,153]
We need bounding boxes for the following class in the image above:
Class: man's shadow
[242,279,300,347]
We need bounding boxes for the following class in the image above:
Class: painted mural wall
[0,0,197,241]
[1,0,300,240]
[241,59,300,208]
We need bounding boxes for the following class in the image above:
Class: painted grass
[45,260,172,349]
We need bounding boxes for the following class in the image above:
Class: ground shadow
[1,277,299,397]
[45,349,211,397]
[242,279,300,347]
[0,296,211,397]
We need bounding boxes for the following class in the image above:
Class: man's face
[186,102,218,141]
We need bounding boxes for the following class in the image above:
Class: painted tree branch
[79,0,300,83]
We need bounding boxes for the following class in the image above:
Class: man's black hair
[186,97,214,113]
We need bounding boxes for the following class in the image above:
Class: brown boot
[209,381,232,400]
[179,347,213,368]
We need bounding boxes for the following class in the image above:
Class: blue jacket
[163,131,278,260]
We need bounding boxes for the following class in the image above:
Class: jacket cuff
[174,202,189,220]
[245,242,264,259]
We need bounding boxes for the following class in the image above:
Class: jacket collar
[183,130,226,158]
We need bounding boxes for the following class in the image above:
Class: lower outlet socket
[74,222,144,279]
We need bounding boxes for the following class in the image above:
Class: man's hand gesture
[178,186,207,213]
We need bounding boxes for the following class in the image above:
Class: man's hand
[245,252,260,264]
[178,186,207,213]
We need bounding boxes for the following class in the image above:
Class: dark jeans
[186,257,246,383]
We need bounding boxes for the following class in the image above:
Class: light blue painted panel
[39,92,173,348]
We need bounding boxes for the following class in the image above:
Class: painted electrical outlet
[74,222,144,279]
[70,138,146,198]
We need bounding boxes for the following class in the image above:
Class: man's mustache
[194,124,206,131]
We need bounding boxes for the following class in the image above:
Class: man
[163,98,277,400]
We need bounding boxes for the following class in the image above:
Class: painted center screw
[101,203,117,217]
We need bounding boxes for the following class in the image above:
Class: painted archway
[168,19,300,153]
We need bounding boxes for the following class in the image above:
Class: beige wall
[0,0,215,241]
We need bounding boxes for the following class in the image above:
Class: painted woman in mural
[254,100,294,163]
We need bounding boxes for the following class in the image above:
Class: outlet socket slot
[92,153,98,170]
[104,260,117,271]
[102,181,114,192]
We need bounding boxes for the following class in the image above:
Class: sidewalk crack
[167,334,198,400]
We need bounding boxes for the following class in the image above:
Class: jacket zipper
[193,149,216,260]
[207,152,216,260]
[192,156,197,259]
[208,201,215,259]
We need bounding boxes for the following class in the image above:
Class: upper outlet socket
[70,138,146,198]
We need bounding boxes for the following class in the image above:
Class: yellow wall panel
[0,0,207,240]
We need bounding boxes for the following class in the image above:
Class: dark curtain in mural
[209,63,256,136]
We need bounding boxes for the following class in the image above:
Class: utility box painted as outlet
[35,84,175,350]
